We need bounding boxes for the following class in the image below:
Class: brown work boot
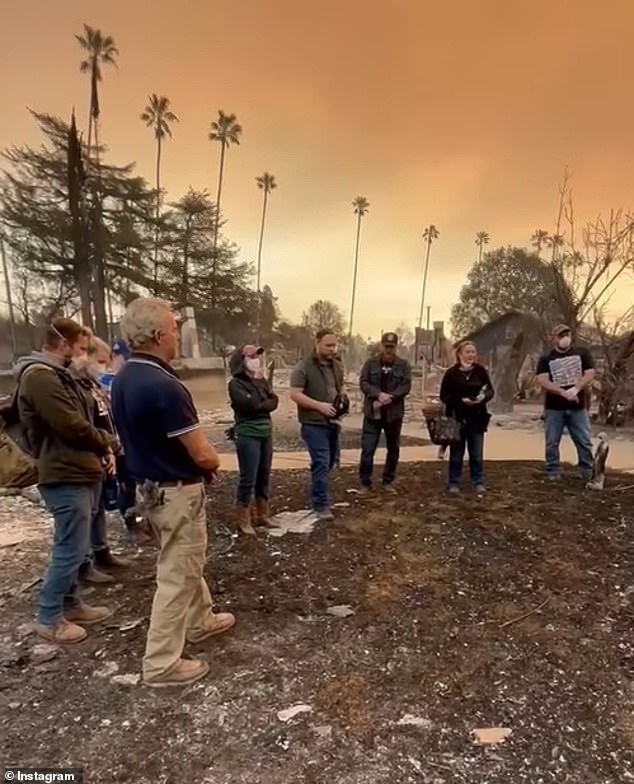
[94,548,130,569]
[233,505,256,536]
[144,658,210,689]
[36,618,87,644]
[254,497,274,527]
[79,563,114,585]
[187,612,236,644]
[64,602,113,626]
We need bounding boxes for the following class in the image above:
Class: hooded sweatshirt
[228,347,279,438]
[13,352,114,485]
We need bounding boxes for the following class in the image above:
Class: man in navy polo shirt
[112,297,235,688]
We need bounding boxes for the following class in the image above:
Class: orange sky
[2,0,634,338]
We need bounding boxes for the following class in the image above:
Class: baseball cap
[552,324,571,337]
[381,332,398,346]
[112,339,131,359]
[242,344,264,358]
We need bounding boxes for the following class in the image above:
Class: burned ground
[1,461,633,783]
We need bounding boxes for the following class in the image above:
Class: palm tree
[141,94,178,287]
[348,196,370,339]
[418,225,439,329]
[531,229,550,256]
[546,233,565,261]
[76,24,118,162]
[209,110,242,253]
[475,231,490,262]
[255,172,277,336]
[208,111,242,348]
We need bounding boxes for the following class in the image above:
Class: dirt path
[1,462,633,783]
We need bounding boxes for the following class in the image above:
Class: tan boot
[144,658,210,689]
[254,497,274,527]
[233,506,256,536]
[64,602,113,626]
[36,618,87,644]
[187,611,236,644]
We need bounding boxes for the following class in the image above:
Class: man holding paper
[536,324,596,481]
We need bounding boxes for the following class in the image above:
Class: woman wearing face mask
[228,345,279,535]
[439,340,494,495]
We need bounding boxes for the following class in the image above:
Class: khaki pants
[143,482,214,680]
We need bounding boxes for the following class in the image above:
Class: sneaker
[64,602,113,626]
[546,474,562,482]
[187,612,236,644]
[474,485,486,495]
[144,658,210,689]
[382,482,397,494]
[448,485,460,495]
[36,618,87,644]
[315,508,335,522]
[360,485,373,494]
[79,563,114,585]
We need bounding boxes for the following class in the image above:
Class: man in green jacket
[289,329,347,520]
[15,318,116,644]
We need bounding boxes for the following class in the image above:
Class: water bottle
[103,475,120,512]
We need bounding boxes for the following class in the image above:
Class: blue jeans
[235,434,273,506]
[449,431,484,487]
[301,424,340,511]
[544,408,593,477]
[38,482,101,625]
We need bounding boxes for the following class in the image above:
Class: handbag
[425,409,462,446]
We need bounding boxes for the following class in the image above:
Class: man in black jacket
[358,332,412,490]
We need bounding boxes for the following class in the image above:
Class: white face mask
[557,336,572,350]
[245,357,261,373]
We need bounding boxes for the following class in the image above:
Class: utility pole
[0,233,17,359]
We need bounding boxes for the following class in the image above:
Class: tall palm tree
[348,196,370,339]
[546,232,565,261]
[208,111,242,348]
[255,172,277,336]
[418,225,439,329]
[76,24,118,162]
[475,231,490,262]
[209,110,242,254]
[531,229,550,256]
[141,94,178,287]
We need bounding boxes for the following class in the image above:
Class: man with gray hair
[111,297,234,688]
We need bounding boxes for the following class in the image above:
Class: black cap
[381,332,398,345]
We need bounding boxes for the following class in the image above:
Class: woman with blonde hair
[439,340,494,494]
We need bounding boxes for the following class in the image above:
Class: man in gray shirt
[289,329,346,520]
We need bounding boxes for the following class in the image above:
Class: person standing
[72,334,130,584]
[15,318,116,643]
[439,340,494,494]
[536,324,596,480]
[358,332,412,491]
[289,329,347,521]
[111,297,234,688]
[228,344,279,535]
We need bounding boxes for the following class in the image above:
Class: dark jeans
[359,417,403,487]
[449,431,484,488]
[235,434,273,506]
[544,409,593,477]
[116,455,137,520]
[301,424,340,511]
[81,483,109,569]
[38,482,101,625]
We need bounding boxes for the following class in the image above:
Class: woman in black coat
[439,340,494,494]
[228,345,279,535]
